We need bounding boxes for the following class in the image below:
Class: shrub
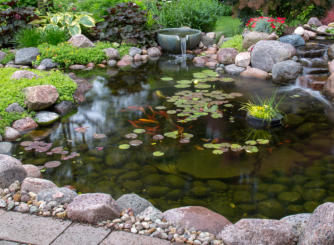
[16,28,69,47]
[95,2,157,47]
[0,67,77,134]
[220,35,244,52]
[35,42,118,68]
[0,0,38,47]
[76,0,124,20]
[149,0,224,32]
[0,49,15,65]
[246,17,286,36]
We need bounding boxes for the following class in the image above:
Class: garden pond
[12,56,334,222]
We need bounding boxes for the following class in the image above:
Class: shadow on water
[14,56,334,222]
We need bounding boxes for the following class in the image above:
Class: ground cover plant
[0,49,14,65]
[220,35,244,51]
[0,67,77,134]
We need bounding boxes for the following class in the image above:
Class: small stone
[69,64,86,70]
[8,181,20,192]
[7,200,14,210]
[131,227,138,233]
[35,111,60,126]
[107,60,117,67]
[5,103,24,113]
[0,199,6,208]
[56,211,67,219]
[29,205,39,213]
[18,203,29,213]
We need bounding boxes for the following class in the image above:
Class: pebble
[131,227,137,233]
[29,206,38,213]
[7,201,14,211]
[18,203,29,213]
[0,199,6,208]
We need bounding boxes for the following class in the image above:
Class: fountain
[157,28,202,54]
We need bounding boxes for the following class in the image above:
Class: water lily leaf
[203,143,215,149]
[20,141,33,147]
[245,140,257,146]
[244,145,259,153]
[125,133,138,139]
[231,144,242,151]
[161,77,173,81]
[224,104,233,107]
[213,149,224,155]
[133,129,146,134]
[155,106,167,110]
[129,140,143,147]
[153,151,164,157]
[177,80,192,84]
[167,110,177,115]
[229,92,243,97]
[74,126,89,133]
[193,73,208,79]
[195,84,211,89]
[164,131,178,139]
[183,133,194,139]
[153,134,164,141]
[257,139,270,144]
[61,152,80,160]
[119,144,130,150]
[220,77,234,82]
[44,161,61,169]
[175,84,191,89]
[211,113,223,119]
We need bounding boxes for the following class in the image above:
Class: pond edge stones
[116,193,153,215]
[0,154,27,188]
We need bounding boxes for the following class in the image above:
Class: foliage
[75,0,124,20]
[15,27,69,47]
[0,67,77,134]
[246,17,286,36]
[240,93,284,121]
[95,2,157,47]
[147,0,224,32]
[0,49,15,65]
[220,35,244,51]
[286,4,315,26]
[35,42,109,68]
[0,0,38,47]
[214,16,242,37]
[231,0,329,24]
[30,12,95,36]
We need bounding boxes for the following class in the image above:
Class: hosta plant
[30,12,95,36]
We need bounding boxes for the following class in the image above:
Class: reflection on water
[14,59,334,222]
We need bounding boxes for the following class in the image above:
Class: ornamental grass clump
[246,17,286,36]
[240,93,284,121]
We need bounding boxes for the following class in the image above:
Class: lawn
[214,16,243,37]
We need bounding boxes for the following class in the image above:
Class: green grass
[0,67,77,134]
[214,16,242,37]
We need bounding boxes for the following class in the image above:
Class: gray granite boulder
[147,47,161,57]
[40,58,58,69]
[104,48,120,60]
[138,206,163,221]
[129,47,142,57]
[251,40,296,72]
[116,193,153,215]
[0,142,13,155]
[35,111,60,126]
[68,34,95,48]
[0,51,6,62]
[67,193,121,224]
[5,103,24,113]
[272,60,303,82]
[242,31,269,50]
[23,85,59,110]
[218,218,297,245]
[279,34,305,47]
[0,154,27,188]
[224,64,246,75]
[307,17,322,27]
[15,48,39,65]
[163,206,231,235]
[11,70,38,80]
[298,202,334,245]
[21,177,57,194]
[37,187,77,204]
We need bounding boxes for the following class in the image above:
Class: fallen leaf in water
[74,127,89,133]
[93,133,106,139]
[96,147,104,151]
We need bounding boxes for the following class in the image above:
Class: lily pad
[155,106,167,110]
[161,77,173,81]
[44,161,62,169]
[153,151,164,157]
[245,140,257,146]
[167,110,177,115]
[213,149,224,155]
[153,134,164,141]
[244,145,259,153]
[119,144,130,150]
[175,84,191,89]
[224,104,233,108]
[129,140,143,147]
[257,139,270,145]
[125,133,138,139]
[164,131,178,139]
[133,129,146,134]
[231,144,243,152]
[179,138,190,144]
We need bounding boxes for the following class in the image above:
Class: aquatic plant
[240,93,284,121]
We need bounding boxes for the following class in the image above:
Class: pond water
[13,56,334,222]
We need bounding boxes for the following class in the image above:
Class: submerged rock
[278,192,301,203]
[258,200,284,218]
[35,111,60,126]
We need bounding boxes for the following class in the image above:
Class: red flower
[251,23,256,28]
[271,23,276,29]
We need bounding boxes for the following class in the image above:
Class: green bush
[0,67,77,134]
[16,28,69,48]
[0,49,15,65]
[148,0,225,32]
[220,35,244,52]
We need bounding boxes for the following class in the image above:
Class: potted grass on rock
[241,93,284,128]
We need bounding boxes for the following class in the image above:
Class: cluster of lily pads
[202,139,270,155]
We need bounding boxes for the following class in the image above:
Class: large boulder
[163,206,231,235]
[117,55,133,67]
[116,193,153,215]
[12,117,38,132]
[138,206,163,221]
[68,34,95,48]
[4,127,20,141]
[218,219,297,245]
[280,213,311,238]
[37,187,77,205]
[307,17,322,27]
[298,202,334,245]
[21,177,57,193]
[11,70,38,80]
[67,193,121,224]
[224,64,246,75]
[0,154,27,188]
[217,48,238,64]
[129,47,142,57]
[241,67,269,80]
[147,47,161,57]
[235,52,251,67]
[279,34,305,47]
[272,60,303,82]
[0,142,13,155]
[22,164,42,178]
[250,40,296,72]
[15,48,39,65]
[23,85,59,110]
[242,31,270,50]
[104,48,120,60]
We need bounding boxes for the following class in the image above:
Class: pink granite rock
[0,154,27,188]
[217,48,238,64]
[23,164,42,178]
[68,34,95,48]
[241,67,269,80]
[23,85,59,110]
[21,177,57,193]
[12,117,38,132]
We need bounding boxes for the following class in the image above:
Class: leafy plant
[0,67,77,134]
[148,0,224,32]
[0,0,38,47]
[0,49,15,64]
[246,17,286,36]
[220,35,244,52]
[30,12,95,36]
[15,27,69,47]
[240,93,284,121]
[95,2,157,47]
[35,42,111,68]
